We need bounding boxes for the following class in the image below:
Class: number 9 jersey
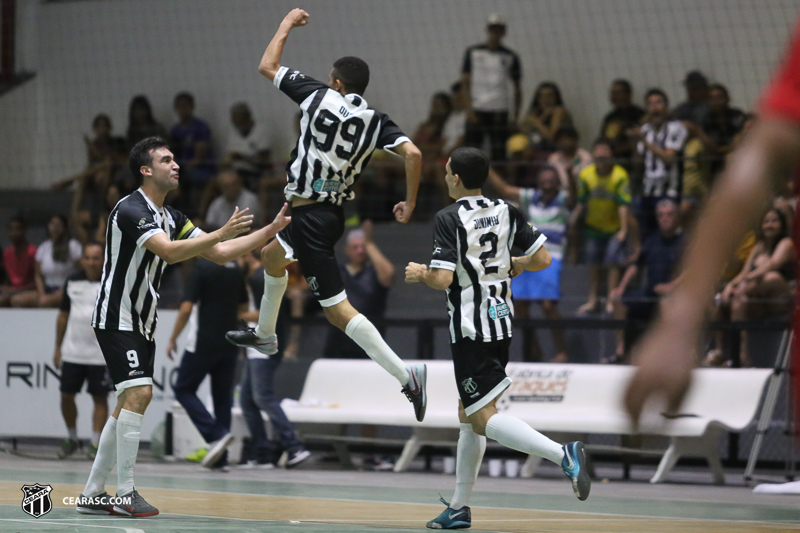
[429,195,546,343]
[273,66,411,205]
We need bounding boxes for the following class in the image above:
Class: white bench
[280,359,772,484]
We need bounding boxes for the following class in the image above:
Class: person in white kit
[53,242,112,460]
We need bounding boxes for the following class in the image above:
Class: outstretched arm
[201,204,292,265]
[258,8,309,81]
[391,141,422,223]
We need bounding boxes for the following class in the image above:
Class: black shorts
[276,202,346,306]
[451,337,512,416]
[59,361,113,395]
[93,329,156,395]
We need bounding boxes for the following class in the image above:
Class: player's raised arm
[391,141,422,223]
[258,8,309,81]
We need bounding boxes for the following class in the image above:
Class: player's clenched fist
[282,8,309,28]
[405,262,427,283]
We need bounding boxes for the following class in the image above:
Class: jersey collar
[137,188,163,215]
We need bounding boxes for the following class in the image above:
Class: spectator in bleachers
[488,165,574,362]
[204,169,261,231]
[0,216,36,307]
[679,133,712,227]
[125,95,167,150]
[223,102,272,188]
[714,208,795,367]
[412,92,452,213]
[599,79,645,168]
[629,89,688,238]
[671,70,711,126]
[574,139,631,315]
[170,92,215,214]
[522,81,573,154]
[71,182,122,246]
[53,114,126,192]
[504,134,544,190]
[441,82,468,158]
[693,84,747,176]
[609,199,684,362]
[324,222,393,359]
[461,13,522,164]
[11,215,82,308]
[547,126,592,191]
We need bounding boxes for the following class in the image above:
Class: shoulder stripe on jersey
[296,90,327,196]
[476,199,489,209]
[457,199,474,211]
[457,225,483,339]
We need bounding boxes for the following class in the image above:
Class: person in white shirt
[11,214,81,308]
[53,243,112,460]
[204,170,262,230]
[441,82,468,157]
[223,102,271,186]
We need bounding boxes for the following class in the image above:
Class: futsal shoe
[285,448,311,467]
[75,492,114,515]
[112,489,159,517]
[427,497,471,529]
[225,328,278,356]
[561,441,591,501]
[202,433,234,469]
[58,438,79,459]
[401,364,427,422]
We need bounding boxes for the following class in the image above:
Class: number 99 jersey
[273,66,411,206]
[430,195,546,343]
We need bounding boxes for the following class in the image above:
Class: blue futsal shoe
[561,441,591,501]
[426,496,471,529]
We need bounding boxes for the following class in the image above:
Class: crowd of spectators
[0,12,794,371]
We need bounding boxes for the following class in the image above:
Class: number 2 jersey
[273,66,411,205]
[429,195,546,343]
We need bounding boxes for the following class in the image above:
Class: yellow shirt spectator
[578,164,631,236]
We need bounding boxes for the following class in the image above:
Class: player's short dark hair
[129,136,170,185]
[332,56,370,96]
[612,79,632,94]
[450,147,489,190]
[174,91,194,107]
[645,88,668,106]
[554,126,579,142]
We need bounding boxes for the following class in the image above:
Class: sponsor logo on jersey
[488,303,510,320]
[21,483,53,518]
[312,179,342,194]
[128,370,144,377]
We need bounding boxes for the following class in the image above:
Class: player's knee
[470,419,487,436]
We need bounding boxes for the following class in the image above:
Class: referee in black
[77,137,290,518]
[167,257,249,470]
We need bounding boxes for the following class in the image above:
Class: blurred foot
[58,438,79,459]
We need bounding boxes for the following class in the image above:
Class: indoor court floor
[1,450,799,532]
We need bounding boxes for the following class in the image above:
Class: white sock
[451,423,485,510]
[91,431,101,446]
[68,427,78,441]
[485,413,564,465]
[116,409,143,496]
[255,271,288,339]
[345,314,409,385]
[83,417,117,497]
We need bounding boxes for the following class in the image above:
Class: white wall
[2,0,799,188]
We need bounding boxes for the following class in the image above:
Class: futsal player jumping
[76,137,291,517]
[406,147,590,530]
[226,8,428,421]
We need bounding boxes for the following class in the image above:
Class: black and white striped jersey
[92,189,200,340]
[637,120,688,198]
[429,196,546,343]
[273,66,411,205]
